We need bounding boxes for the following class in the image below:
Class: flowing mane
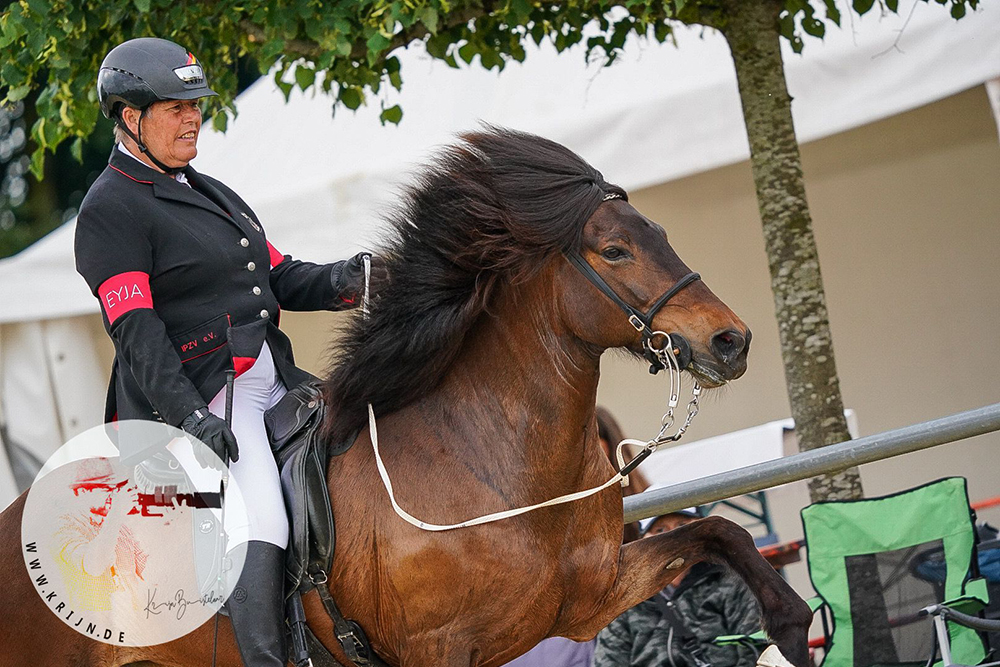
[322,127,625,442]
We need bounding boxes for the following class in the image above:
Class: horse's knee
[694,515,755,552]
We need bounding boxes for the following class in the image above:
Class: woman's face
[123,99,202,169]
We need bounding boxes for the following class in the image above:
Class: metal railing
[623,403,1000,524]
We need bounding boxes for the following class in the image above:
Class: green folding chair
[802,477,994,667]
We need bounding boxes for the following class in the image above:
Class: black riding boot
[225,540,289,666]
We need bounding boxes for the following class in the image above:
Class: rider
[74,37,383,665]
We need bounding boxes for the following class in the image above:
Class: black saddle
[265,380,338,594]
[264,381,385,667]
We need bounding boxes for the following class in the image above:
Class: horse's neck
[429,272,605,487]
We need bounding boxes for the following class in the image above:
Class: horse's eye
[601,247,625,260]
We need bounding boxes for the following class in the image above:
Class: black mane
[323,126,625,442]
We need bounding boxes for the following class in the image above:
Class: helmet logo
[173,63,205,85]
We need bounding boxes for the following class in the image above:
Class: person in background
[592,508,763,667]
[503,407,649,667]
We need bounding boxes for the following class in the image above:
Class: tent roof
[2,4,998,324]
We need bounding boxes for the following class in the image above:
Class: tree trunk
[716,0,862,502]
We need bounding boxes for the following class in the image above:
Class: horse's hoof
[756,645,795,667]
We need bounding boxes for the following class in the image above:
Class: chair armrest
[926,605,1000,633]
[712,598,826,647]
[937,577,989,615]
[806,596,826,613]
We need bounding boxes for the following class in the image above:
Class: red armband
[98,271,153,325]
[267,241,285,269]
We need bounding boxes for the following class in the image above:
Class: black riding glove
[180,407,239,469]
[331,252,389,306]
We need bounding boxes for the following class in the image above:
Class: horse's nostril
[710,329,746,365]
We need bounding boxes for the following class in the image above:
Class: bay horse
[0,127,811,666]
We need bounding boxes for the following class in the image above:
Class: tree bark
[716,0,862,502]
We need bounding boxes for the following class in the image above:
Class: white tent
[2,3,999,509]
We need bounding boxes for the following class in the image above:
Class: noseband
[565,193,701,374]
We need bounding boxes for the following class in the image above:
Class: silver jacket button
[240,238,249,247]
[247,261,256,271]
[260,309,269,319]
[252,286,262,296]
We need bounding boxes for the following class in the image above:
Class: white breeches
[166,341,290,550]
[207,340,290,549]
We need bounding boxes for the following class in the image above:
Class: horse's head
[560,195,750,387]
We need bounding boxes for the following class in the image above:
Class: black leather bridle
[565,193,701,374]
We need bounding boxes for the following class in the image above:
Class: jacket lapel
[107,147,252,235]
[183,167,247,225]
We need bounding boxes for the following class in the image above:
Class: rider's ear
[121,106,140,134]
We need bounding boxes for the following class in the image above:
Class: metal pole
[623,403,1000,524]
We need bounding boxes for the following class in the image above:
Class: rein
[360,202,705,531]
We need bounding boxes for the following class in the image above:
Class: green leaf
[275,79,293,101]
[852,0,875,14]
[0,12,25,48]
[950,2,966,18]
[824,0,842,25]
[335,35,352,57]
[261,37,285,61]
[654,21,671,42]
[70,136,83,163]
[802,17,825,38]
[294,65,315,91]
[339,87,363,110]
[5,84,31,102]
[885,0,899,11]
[30,147,45,180]
[426,34,448,59]
[133,0,151,12]
[530,22,545,46]
[379,104,402,124]
[480,47,499,69]
[511,0,531,22]
[25,27,44,55]
[1,62,25,87]
[367,32,390,54]
[212,111,229,132]
[23,0,48,17]
[458,41,477,64]
[416,7,438,34]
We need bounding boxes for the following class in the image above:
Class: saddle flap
[265,381,324,451]
[279,432,335,590]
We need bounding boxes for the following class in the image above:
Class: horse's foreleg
[591,516,812,667]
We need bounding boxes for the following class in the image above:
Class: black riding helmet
[98,37,217,174]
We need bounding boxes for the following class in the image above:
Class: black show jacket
[75,147,358,426]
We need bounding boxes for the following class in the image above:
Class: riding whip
[211,368,235,667]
